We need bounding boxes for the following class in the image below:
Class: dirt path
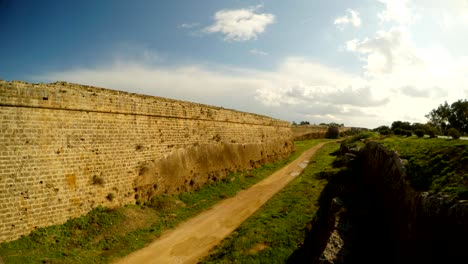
[114,142,329,264]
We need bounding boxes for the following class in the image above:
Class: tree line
[374,99,467,139]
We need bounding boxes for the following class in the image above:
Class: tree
[373,125,392,135]
[391,121,412,131]
[426,127,437,138]
[394,128,403,136]
[411,123,425,131]
[447,100,468,134]
[299,121,310,126]
[448,128,461,139]
[329,122,343,127]
[415,129,425,138]
[425,100,468,134]
[426,101,450,133]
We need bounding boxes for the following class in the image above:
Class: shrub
[405,130,412,137]
[415,129,425,138]
[325,126,340,139]
[447,128,461,139]
[380,128,392,135]
[427,128,437,138]
[394,128,402,135]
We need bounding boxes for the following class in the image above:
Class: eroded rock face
[318,198,351,264]
[134,140,293,202]
[358,142,468,263]
[297,141,468,264]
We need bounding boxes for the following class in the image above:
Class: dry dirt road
[115,142,329,264]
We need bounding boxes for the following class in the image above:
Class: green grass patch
[0,139,331,264]
[342,131,380,149]
[378,136,468,199]
[200,142,340,264]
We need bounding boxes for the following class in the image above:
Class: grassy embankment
[0,139,331,264]
[201,141,340,263]
[378,136,468,199]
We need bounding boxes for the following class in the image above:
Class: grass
[342,131,380,149]
[0,139,331,264]
[378,136,468,199]
[200,141,340,264]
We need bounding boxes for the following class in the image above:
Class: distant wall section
[292,125,350,140]
[0,80,293,242]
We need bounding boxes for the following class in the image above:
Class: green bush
[394,128,402,135]
[415,129,425,138]
[400,130,412,137]
[380,128,392,135]
[427,128,437,138]
[448,128,461,139]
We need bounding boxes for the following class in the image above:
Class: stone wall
[0,80,293,242]
[291,125,350,140]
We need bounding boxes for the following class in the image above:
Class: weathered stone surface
[359,141,468,263]
[0,80,293,242]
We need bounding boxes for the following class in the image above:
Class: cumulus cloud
[334,9,361,28]
[250,49,268,56]
[346,27,422,76]
[40,48,464,128]
[338,0,468,125]
[378,0,415,25]
[38,54,391,127]
[412,0,468,29]
[38,0,468,129]
[204,5,275,41]
[256,85,389,109]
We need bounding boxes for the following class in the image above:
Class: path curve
[115,142,329,264]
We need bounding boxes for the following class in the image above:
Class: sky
[1,0,468,128]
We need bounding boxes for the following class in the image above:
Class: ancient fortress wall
[291,125,350,140]
[0,80,293,242]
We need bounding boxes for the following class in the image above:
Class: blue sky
[1,0,468,128]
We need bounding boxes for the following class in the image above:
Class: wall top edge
[0,79,291,127]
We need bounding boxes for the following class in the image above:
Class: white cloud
[346,27,422,76]
[38,50,467,128]
[414,0,468,27]
[339,0,468,125]
[399,85,447,98]
[334,9,362,28]
[179,23,199,29]
[250,49,268,56]
[204,5,275,41]
[38,55,392,128]
[38,0,468,129]
[378,0,415,25]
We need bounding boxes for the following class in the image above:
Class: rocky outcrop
[293,141,468,264]
[359,141,468,263]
